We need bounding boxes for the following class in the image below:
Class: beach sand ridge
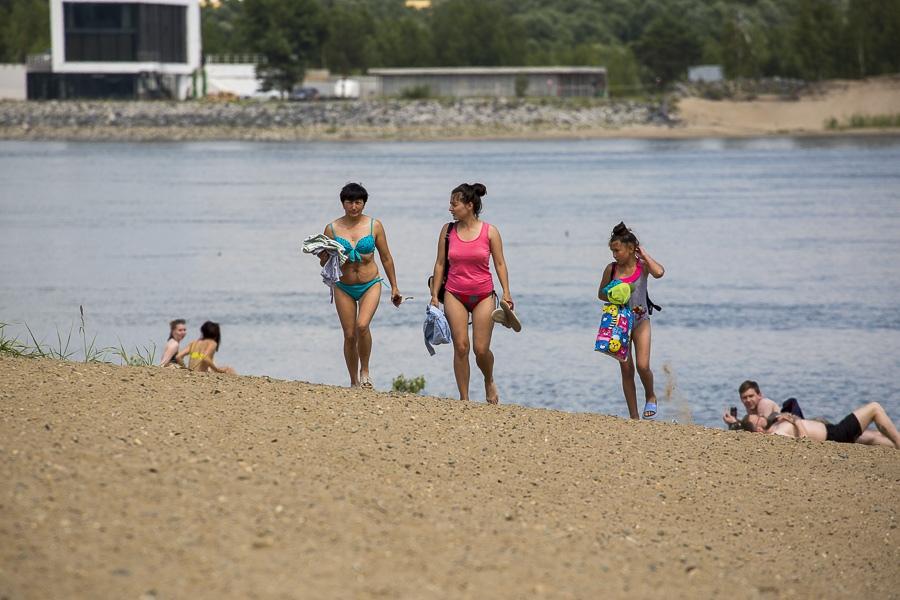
[1,355,898,598]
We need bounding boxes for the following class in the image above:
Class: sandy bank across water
[677,76,900,136]
[1,355,898,598]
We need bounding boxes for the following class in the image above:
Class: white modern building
[28,0,201,99]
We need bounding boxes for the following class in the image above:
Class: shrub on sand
[392,374,426,394]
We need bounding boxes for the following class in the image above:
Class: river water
[2,136,899,427]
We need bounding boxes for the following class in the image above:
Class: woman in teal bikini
[321,183,402,389]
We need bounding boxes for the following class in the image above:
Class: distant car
[244,88,283,101]
[290,87,320,101]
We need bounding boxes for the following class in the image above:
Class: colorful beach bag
[594,302,635,362]
[594,261,642,362]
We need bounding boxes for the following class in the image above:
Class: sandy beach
[677,76,900,136]
[1,354,898,599]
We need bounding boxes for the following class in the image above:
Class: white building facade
[29,0,201,99]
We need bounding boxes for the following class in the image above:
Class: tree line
[2,0,898,94]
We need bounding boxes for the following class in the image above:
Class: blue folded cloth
[423,305,452,356]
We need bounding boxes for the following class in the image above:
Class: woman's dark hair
[451,182,487,217]
[739,414,756,432]
[609,221,639,247]
[340,182,368,204]
[168,318,186,340]
[200,321,222,348]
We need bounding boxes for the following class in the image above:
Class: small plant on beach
[3,320,83,361]
[77,306,108,362]
[392,374,426,394]
[111,340,157,367]
[2,307,165,369]
[23,321,76,360]
[0,322,31,357]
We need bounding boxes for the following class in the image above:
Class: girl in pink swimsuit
[430,183,514,405]
[597,222,665,420]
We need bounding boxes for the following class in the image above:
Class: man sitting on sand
[723,380,780,428]
[741,402,900,449]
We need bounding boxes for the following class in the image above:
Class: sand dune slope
[677,76,900,135]
[1,356,898,599]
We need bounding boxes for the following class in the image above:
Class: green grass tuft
[2,308,157,367]
[392,374,426,394]
[825,113,900,130]
[111,340,157,367]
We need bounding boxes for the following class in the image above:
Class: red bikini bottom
[449,290,495,312]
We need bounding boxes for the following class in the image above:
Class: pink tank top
[445,221,493,296]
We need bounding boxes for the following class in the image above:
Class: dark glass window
[28,72,139,99]
[137,4,186,63]
[63,2,186,64]
[68,4,134,29]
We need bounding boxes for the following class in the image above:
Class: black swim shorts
[825,413,863,444]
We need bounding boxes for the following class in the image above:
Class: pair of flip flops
[491,300,522,332]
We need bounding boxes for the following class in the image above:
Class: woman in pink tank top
[429,183,514,405]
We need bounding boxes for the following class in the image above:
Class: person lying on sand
[723,380,780,427]
[740,402,900,449]
[175,321,235,374]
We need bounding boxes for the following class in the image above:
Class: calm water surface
[2,137,899,427]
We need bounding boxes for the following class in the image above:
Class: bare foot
[485,379,499,405]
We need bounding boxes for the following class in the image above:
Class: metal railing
[204,54,264,65]
[26,53,52,71]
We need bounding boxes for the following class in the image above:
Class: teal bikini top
[331,218,375,263]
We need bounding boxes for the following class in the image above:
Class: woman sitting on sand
[175,321,235,374]
[159,318,187,367]
[320,183,402,389]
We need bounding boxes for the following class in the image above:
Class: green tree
[721,8,767,78]
[783,0,844,80]
[632,11,702,86]
[430,0,526,66]
[846,0,900,77]
[0,0,50,62]
[372,15,434,67]
[322,3,378,74]
[594,44,643,96]
[242,0,327,93]
[201,0,250,56]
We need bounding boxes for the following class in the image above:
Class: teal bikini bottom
[334,278,382,301]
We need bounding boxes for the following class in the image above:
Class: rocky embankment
[0,97,674,141]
